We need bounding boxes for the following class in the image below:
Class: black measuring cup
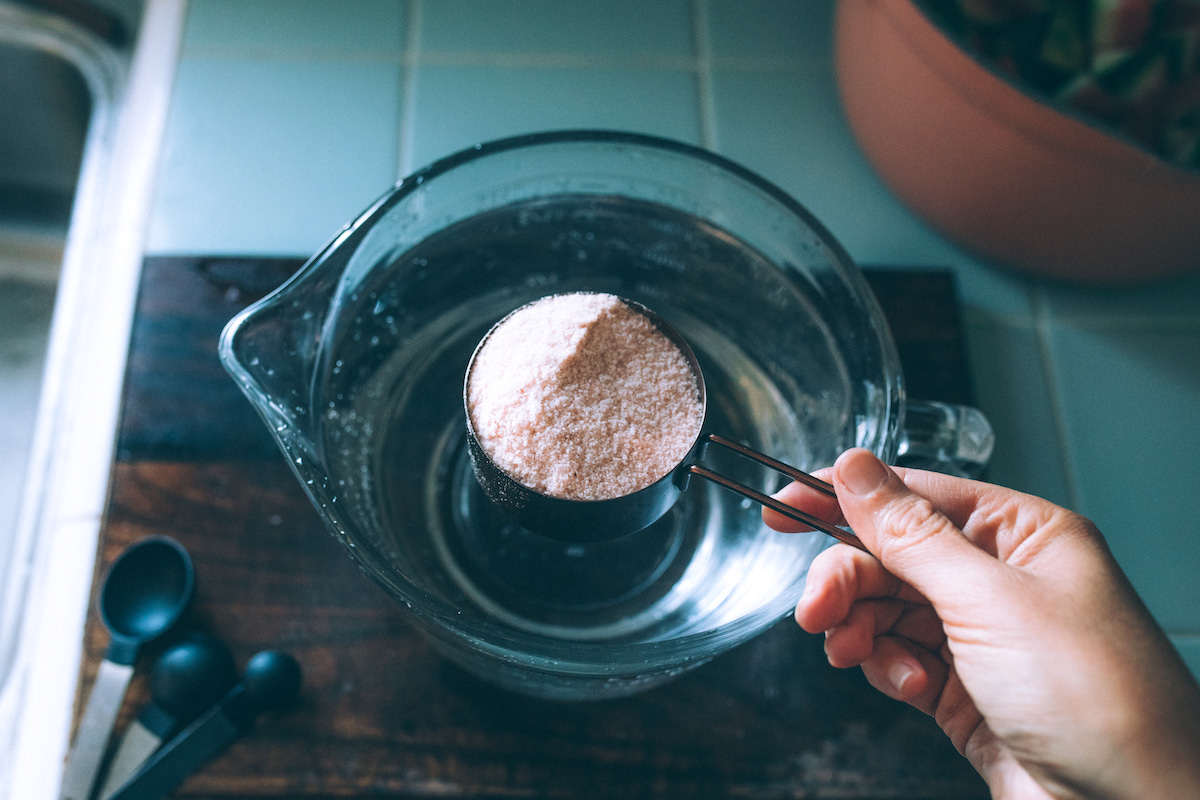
[464,296,866,550]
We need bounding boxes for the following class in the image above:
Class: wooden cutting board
[76,257,988,798]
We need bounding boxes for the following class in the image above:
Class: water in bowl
[319,194,842,644]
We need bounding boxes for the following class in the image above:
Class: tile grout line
[397,0,423,179]
[1031,283,1082,511]
[691,0,718,151]
[418,50,696,70]
[178,46,825,74]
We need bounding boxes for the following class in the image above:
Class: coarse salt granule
[467,292,704,501]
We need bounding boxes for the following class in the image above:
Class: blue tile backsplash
[183,0,407,53]
[409,64,702,169]
[420,0,695,57]
[144,0,1200,677]
[149,57,403,254]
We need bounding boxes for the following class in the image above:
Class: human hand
[765,448,1200,800]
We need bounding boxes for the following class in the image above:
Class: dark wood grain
[77,257,988,799]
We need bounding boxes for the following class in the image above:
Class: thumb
[833,448,998,608]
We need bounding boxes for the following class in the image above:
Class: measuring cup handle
[688,435,868,553]
[897,399,995,478]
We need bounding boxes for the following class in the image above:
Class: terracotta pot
[834,0,1200,283]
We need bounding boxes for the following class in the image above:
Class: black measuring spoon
[108,650,303,800]
[97,631,236,800]
[59,536,194,800]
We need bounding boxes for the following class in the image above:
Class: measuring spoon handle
[108,651,302,800]
[59,659,135,800]
[96,720,164,800]
[106,688,244,800]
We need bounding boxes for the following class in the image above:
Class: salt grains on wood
[467,293,704,501]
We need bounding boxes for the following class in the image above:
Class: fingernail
[839,449,889,496]
[887,662,915,695]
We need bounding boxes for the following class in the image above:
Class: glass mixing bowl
[219,131,991,699]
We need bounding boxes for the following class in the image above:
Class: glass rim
[223,129,902,671]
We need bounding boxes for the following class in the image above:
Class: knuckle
[876,495,957,549]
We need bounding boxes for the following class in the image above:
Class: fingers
[831,448,1001,609]
[822,598,905,667]
[821,598,945,663]
[762,471,843,533]
[882,465,1091,563]
[858,639,991,766]
[859,636,948,712]
[794,543,923,633]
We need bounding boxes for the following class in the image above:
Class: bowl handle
[896,400,994,478]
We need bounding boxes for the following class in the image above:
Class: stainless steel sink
[0,3,116,678]
[0,40,90,234]
[0,9,105,593]
[0,2,177,795]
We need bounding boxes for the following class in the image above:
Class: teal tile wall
[706,0,834,63]
[419,0,694,57]
[148,0,406,254]
[146,0,1199,674]
[183,0,406,53]
[409,65,701,170]
[1048,323,1200,630]
[149,57,403,253]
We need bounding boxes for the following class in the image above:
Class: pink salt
[467,292,704,501]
